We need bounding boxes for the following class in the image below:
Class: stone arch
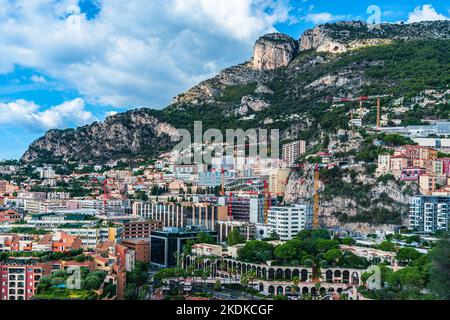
[337,288,343,294]
[328,287,335,292]
[326,270,333,283]
[319,287,326,295]
[343,270,350,284]
[242,264,247,274]
[284,269,292,280]
[268,268,275,280]
[292,269,300,278]
[237,263,242,274]
[302,287,309,295]
[277,286,284,295]
[301,269,308,282]
[285,286,292,294]
[259,283,264,292]
[311,287,317,295]
[257,267,262,278]
[276,269,283,280]
[334,270,341,278]
[268,285,275,295]
[262,268,267,280]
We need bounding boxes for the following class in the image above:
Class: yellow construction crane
[329,94,393,129]
[264,180,270,225]
[313,164,320,229]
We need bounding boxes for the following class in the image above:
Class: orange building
[121,239,150,264]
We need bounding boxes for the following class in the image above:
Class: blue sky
[0,0,449,160]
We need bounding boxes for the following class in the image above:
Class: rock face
[299,20,450,54]
[251,33,298,70]
[22,20,450,166]
[22,110,178,164]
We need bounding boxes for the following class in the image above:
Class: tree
[238,241,274,264]
[324,248,342,265]
[198,231,215,244]
[274,242,297,264]
[227,228,245,246]
[378,241,397,252]
[396,247,422,265]
[386,267,424,291]
[340,237,356,245]
[429,234,450,299]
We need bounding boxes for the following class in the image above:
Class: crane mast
[329,94,393,130]
[313,165,320,229]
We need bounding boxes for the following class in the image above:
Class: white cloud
[0,0,293,108]
[0,98,96,132]
[407,4,449,23]
[302,12,348,24]
[30,75,47,83]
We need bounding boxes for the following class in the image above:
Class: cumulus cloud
[0,0,293,108]
[0,98,96,132]
[302,12,348,24]
[407,4,449,23]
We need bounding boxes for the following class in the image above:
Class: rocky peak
[251,33,298,70]
[299,20,450,54]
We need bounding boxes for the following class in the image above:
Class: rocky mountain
[21,20,450,231]
[22,109,178,164]
[23,21,449,165]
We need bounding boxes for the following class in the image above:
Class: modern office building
[132,201,228,231]
[409,196,450,233]
[268,205,313,241]
[150,227,218,268]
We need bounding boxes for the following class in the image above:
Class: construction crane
[328,94,393,129]
[263,180,271,225]
[313,164,320,229]
[220,168,225,196]
[102,176,114,216]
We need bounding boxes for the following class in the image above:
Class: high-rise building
[268,204,313,241]
[282,140,306,166]
[409,196,450,233]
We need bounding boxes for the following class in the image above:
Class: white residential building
[268,204,313,241]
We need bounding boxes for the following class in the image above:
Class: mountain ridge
[21,20,450,164]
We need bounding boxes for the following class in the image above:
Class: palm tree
[246,271,257,300]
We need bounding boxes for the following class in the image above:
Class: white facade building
[268,205,313,241]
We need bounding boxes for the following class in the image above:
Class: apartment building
[216,220,256,242]
[0,263,49,300]
[121,239,150,264]
[409,196,450,233]
[282,140,306,166]
[123,220,163,239]
[268,205,313,241]
[63,227,123,250]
